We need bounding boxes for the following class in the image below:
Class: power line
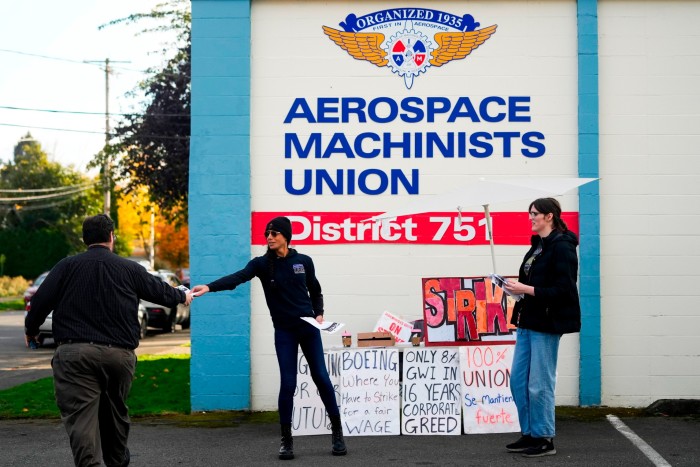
[0,48,146,73]
[0,48,188,77]
[0,105,106,115]
[0,104,187,117]
[5,197,81,212]
[0,122,190,139]
[0,48,91,66]
[0,183,97,194]
[0,184,98,203]
[0,122,105,135]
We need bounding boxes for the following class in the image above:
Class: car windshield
[150,271,181,287]
[33,272,49,287]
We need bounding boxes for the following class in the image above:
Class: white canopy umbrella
[366,176,598,273]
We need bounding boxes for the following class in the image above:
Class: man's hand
[184,291,194,306]
[192,285,210,297]
[177,285,195,305]
[315,315,324,324]
[24,334,39,349]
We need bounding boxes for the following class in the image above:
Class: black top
[207,249,323,331]
[25,246,186,349]
[510,230,581,335]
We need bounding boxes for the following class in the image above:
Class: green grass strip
[0,298,25,312]
[0,354,191,419]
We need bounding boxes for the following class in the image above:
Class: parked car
[137,302,149,340]
[25,299,150,346]
[24,302,53,346]
[176,268,190,288]
[141,271,190,333]
[23,271,49,306]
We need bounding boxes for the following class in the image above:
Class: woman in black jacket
[503,198,581,458]
[192,217,346,460]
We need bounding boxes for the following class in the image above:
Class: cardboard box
[357,331,395,347]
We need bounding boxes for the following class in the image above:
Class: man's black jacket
[26,246,186,349]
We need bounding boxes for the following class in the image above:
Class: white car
[23,271,49,307]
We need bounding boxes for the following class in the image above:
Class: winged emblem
[322,23,497,89]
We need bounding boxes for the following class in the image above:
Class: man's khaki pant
[52,343,136,467]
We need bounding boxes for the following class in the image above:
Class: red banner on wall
[251,212,579,245]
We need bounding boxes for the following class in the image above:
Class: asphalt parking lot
[2,414,699,466]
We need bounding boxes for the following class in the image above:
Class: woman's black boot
[329,415,347,456]
[279,424,294,460]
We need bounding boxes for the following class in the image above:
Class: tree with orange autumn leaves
[157,220,189,268]
[117,188,188,269]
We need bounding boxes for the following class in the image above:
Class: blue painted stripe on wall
[190,0,252,411]
[577,0,602,406]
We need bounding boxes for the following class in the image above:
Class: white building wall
[599,1,700,406]
[248,0,581,411]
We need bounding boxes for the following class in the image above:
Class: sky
[0,0,181,173]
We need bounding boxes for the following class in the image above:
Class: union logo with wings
[323,9,497,89]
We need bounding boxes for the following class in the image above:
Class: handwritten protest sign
[459,345,520,434]
[374,310,413,343]
[292,350,341,435]
[401,348,461,435]
[339,348,401,436]
[422,277,517,345]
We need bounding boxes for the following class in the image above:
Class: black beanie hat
[266,216,292,244]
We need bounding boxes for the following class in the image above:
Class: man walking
[25,214,193,467]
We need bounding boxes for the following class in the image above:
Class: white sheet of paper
[300,317,345,334]
[489,274,524,301]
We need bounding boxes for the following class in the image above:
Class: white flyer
[489,274,524,301]
[300,317,345,334]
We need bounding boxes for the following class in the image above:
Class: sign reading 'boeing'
[281,8,546,196]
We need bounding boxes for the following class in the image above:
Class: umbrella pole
[483,204,497,274]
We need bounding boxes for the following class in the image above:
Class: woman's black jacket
[510,229,581,335]
[206,249,323,331]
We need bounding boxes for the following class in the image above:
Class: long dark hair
[529,197,568,232]
[265,235,291,289]
[265,248,277,288]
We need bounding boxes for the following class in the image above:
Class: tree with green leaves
[104,1,191,223]
[112,41,190,222]
[0,134,123,278]
[1,133,101,234]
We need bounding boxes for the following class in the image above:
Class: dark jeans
[275,325,339,425]
[52,343,136,467]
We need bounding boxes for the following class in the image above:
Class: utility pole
[149,211,156,270]
[85,58,130,215]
